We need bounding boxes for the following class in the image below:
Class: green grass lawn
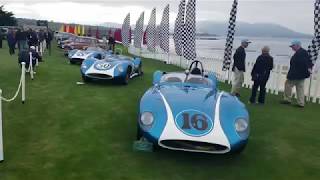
[0,42,319,180]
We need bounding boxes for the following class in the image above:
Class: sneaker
[248,101,256,104]
[280,100,291,105]
[294,104,304,108]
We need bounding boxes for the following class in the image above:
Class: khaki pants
[231,67,244,95]
[283,79,305,106]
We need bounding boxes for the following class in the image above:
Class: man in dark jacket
[108,35,115,52]
[249,46,274,104]
[18,46,42,70]
[27,29,38,48]
[0,29,3,48]
[281,40,313,107]
[45,30,53,55]
[7,28,16,55]
[231,39,251,97]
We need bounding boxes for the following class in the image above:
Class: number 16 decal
[175,110,213,137]
[182,113,208,131]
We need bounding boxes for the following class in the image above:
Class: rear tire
[137,64,143,76]
[70,60,76,64]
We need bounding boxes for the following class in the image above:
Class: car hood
[159,84,217,116]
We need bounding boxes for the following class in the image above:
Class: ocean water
[169,37,316,66]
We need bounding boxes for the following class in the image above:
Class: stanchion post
[29,52,34,80]
[0,89,4,162]
[21,62,26,104]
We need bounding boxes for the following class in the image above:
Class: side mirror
[185,70,190,75]
[153,71,163,85]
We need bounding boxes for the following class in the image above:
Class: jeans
[9,44,15,55]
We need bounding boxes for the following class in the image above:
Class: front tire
[82,75,91,83]
[231,143,247,154]
[136,126,143,140]
[121,70,130,85]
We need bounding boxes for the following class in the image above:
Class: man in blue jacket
[7,28,16,55]
[281,40,313,108]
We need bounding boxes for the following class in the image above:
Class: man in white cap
[231,39,251,97]
[281,40,313,108]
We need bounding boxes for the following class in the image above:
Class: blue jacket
[7,33,16,46]
[287,48,313,80]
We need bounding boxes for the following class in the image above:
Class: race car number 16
[175,110,213,137]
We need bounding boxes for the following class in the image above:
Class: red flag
[114,28,122,42]
[96,27,100,39]
[69,26,74,34]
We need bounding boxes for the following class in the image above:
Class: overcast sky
[0,0,316,34]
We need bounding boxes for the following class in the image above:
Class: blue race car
[137,61,249,154]
[81,54,143,85]
[68,47,109,64]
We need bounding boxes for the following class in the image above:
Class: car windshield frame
[160,73,213,87]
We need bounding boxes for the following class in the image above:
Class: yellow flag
[82,25,85,36]
[78,25,81,35]
[59,25,64,32]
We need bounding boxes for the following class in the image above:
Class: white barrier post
[0,89,3,162]
[29,52,34,80]
[21,62,26,104]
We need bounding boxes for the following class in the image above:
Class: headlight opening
[140,112,154,127]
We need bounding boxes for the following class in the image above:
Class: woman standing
[249,46,274,104]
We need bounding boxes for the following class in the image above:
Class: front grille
[87,74,113,79]
[160,140,228,153]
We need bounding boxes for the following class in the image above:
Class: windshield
[87,47,103,51]
[160,73,212,86]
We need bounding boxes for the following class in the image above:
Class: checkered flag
[146,8,157,52]
[183,0,197,61]
[160,4,170,53]
[173,0,186,56]
[308,0,320,64]
[155,25,161,47]
[134,12,145,48]
[121,13,131,47]
[222,0,238,71]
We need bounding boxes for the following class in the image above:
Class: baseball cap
[241,39,251,44]
[290,40,301,47]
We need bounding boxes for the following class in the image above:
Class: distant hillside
[17,18,312,38]
[197,21,312,38]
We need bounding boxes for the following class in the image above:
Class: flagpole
[308,74,313,101]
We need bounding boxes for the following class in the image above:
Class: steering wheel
[188,60,204,76]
